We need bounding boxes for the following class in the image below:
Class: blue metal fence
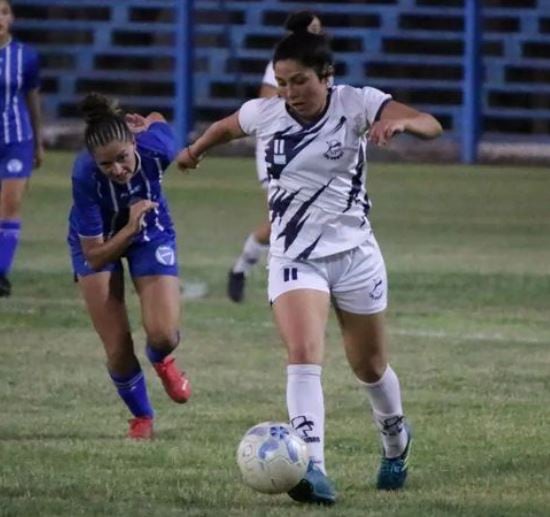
[15,0,550,157]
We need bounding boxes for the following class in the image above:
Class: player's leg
[0,178,26,295]
[332,239,411,490]
[133,274,191,403]
[227,144,271,303]
[228,218,270,303]
[78,269,154,439]
[269,257,336,505]
[0,141,35,296]
[129,238,191,403]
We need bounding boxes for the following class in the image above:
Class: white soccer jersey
[239,84,391,260]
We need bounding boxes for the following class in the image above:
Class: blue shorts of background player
[0,140,35,180]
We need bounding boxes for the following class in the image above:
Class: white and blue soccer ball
[236,421,309,494]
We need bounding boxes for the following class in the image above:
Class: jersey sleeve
[71,162,103,239]
[262,61,277,88]
[238,99,264,136]
[137,122,176,166]
[23,46,40,92]
[361,86,392,127]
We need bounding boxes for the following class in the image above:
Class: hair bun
[284,10,316,33]
[80,92,123,125]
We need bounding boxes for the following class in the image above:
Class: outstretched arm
[176,112,246,170]
[369,100,443,146]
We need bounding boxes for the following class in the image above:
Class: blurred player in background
[227,10,324,303]
[67,93,191,440]
[0,0,43,296]
[177,30,442,503]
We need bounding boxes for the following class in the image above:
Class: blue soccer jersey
[68,122,177,252]
[0,39,40,145]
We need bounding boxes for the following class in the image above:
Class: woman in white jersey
[177,31,442,505]
[227,10,323,303]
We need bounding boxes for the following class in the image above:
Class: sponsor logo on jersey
[155,245,175,266]
[323,139,344,160]
[6,159,23,174]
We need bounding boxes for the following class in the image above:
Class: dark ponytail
[80,93,133,152]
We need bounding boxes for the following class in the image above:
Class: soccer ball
[236,421,309,494]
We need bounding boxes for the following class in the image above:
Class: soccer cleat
[376,424,412,490]
[0,276,11,297]
[288,461,336,506]
[152,356,191,403]
[227,270,245,303]
[128,416,154,440]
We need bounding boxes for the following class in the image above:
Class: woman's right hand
[127,199,158,234]
[176,147,201,172]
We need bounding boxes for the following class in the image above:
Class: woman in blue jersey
[177,31,442,504]
[0,0,43,296]
[68,93,191,440]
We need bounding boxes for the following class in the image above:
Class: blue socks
[0,219,21,277]
[109,366,154,418]
[145,343,172,364]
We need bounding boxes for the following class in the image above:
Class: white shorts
[268,234,388,315]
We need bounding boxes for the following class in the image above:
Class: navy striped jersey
[0,39,40,145]
[68,122,177,247]
[238,85,391,260]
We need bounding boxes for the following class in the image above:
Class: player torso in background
[69,130,176,247]
[0,40,39,145]
[241,84,391,260]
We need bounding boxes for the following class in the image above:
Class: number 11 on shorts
[283,267,298,282]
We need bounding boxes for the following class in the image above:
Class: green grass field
[1,153,549,516]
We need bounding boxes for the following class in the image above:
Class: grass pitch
[1,153,549,516]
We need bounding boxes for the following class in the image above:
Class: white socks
[232,233,268,275]
[287,364,326,473]
[359,365,408,458]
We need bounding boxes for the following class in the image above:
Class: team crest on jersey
[155,245,175,266]
[323,140,344,160]
[6,159,23,174]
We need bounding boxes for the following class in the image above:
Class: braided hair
[80,93,133,153]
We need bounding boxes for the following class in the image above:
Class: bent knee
[146,328,179,350]
[352,359,387,383]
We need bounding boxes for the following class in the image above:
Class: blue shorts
[0,140,35,180]
[70,236,179,279]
